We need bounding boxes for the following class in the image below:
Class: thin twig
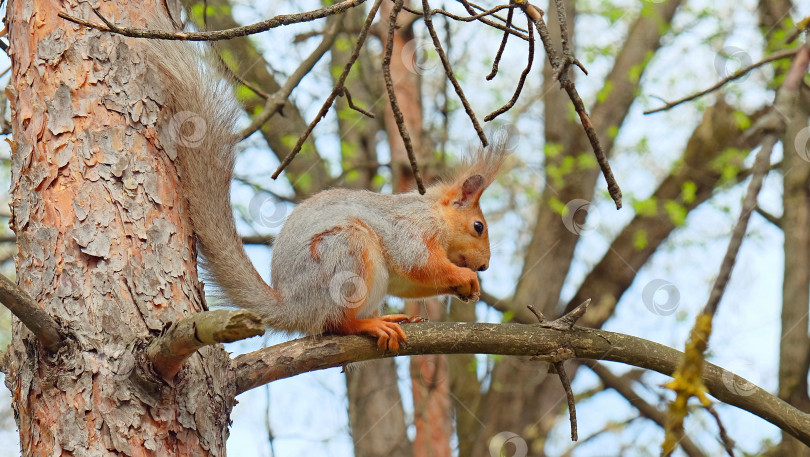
[526,2,622,209]
[529,299,590,331]
[644,48,800,115]
[457,0,529,40]
[590,363,709,457]
[703,138,775,316]
[214,49,270,100]
[485,4,514,80]
[754,205,782,228]
[0,274,64,352]
[423,0,489,147]
[463,0,529,33]
[239,17,341,140]
[706,405,736,457]
[340,86,375,118]
[58,0,367,41]
[272,0,384,180]
[554,361,578,441]
[439,16,452,160]
[384,0,427,193]
[402,2,516,26]
[484,9,534,121]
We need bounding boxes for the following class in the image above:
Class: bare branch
[526,2,623,209]
[239,17,342,140]
[555,360,578,441]
[484,9,534,121]
[485,5,514,80]
[339,86,375,118]
[754,205,782,229]
[272,0,384,180]
[0,273,64,352]
[57,0,367,41]
[589,363,708,457]
[422,0,489,147]
[457,0,530,40]
[231,322,810,446]
[706,405,736,457]
[644,48,799,115]
[384,0,427,194]
[704,136,775,317]
[147,309,264,380]
[663,44,810,457]
[241,235,274,246]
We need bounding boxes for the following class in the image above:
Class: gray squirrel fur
[142,24,506,344]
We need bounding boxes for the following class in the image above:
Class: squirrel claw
[378,314,427,324]
[452,288,480,303]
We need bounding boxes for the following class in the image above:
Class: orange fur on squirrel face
[437,176,492,273]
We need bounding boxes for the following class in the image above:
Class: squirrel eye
[473,221,484,235]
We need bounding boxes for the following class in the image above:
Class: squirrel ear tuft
[455,174,485,206]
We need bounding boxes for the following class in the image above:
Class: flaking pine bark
[4,2,234,455]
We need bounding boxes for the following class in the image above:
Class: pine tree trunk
[4,1,235,454]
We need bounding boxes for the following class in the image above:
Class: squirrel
[143,23,506,352]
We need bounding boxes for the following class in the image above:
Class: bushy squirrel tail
[141,21,287,328]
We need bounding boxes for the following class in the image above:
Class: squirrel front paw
[451,270,480,302]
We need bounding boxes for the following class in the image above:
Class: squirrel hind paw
[331,316,408,352]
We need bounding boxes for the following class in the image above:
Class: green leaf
[633,229,648,251]
[681,181,697,204]
[733,110,751,131]
[577,153,598,170]
[544,142,563,158]
[502,310,515,323]
[345,170,360,183]
[633,197,658,217]
[596,81,614,103]
[664,200,687,226]
[548,196,567,215]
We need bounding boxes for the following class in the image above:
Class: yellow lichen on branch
[662,314,713,455]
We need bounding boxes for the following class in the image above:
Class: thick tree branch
[58,0,367,41]
[147,309,264,380]
[231,322,810,445]
[0,273,64,352]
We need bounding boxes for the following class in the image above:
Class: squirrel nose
[478,263,488,272]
